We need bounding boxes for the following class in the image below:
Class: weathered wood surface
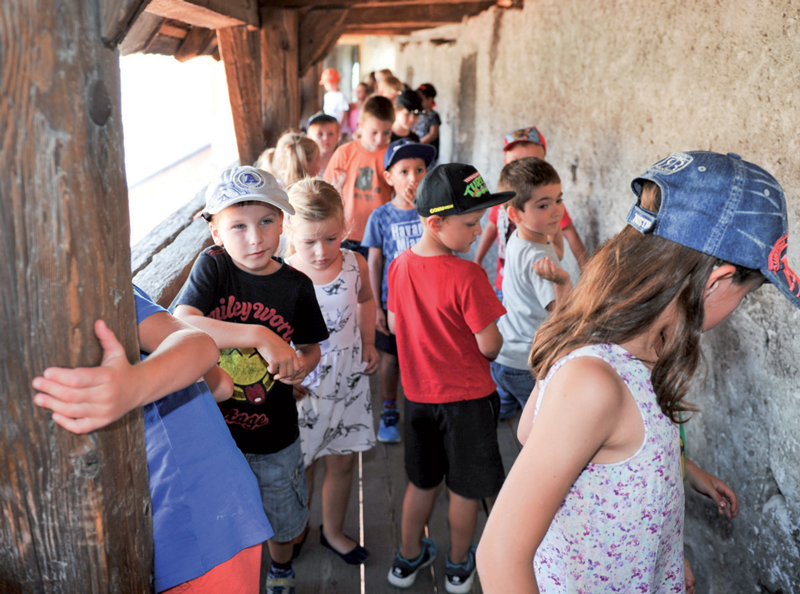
[298,8,349,77]
[345,2,494,28]
[0,0,152,591]
[133,218,213,308]
[264,0,494,7]
[119,10,166,55]
[99,0,150,46]
[174,25,217,61]
[218,25,266,166]
[300,61,324,127]
[146,0,260,29]
[260,8,301,147]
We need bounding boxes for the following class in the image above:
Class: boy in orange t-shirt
[325,95,395,257]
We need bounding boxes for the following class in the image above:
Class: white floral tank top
[532,343,685,593]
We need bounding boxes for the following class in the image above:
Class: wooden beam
[264,0,490,7]
[120,10,166,55]
[146,0,259,29]
[175,26,217,61]
[261,8,301,146]
[345,2,493,26]
[342,25,418,35]
[299,61,324,127]
[99,0,150,46]
[217,26,266,165]
[0,0,152,590]
[298,8,349,77]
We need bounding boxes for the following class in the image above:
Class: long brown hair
[529,182,762,422]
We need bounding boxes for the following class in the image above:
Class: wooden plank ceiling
[119,0,514,61]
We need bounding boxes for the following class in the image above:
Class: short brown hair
[498,157,561,211]
[360,95,395,124]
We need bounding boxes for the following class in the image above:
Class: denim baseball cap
[628,151,800,308]
[416,163,515,217]
[202,166,294,218]
[384,138,437,170]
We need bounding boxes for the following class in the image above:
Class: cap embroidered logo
[648,153,694,175]
[235,170,266,189]
[769,234,800,298]
[463,173,488,199]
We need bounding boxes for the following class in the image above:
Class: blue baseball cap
[202,166,294,218]
[384,138,437,170]
[628,151,800,308]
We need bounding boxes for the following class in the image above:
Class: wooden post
[260,8,301,145]
[299,61,324,127]
[0,0,152,591]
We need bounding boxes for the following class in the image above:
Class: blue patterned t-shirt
[362,202,423,309]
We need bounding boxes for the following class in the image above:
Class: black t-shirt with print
[173,246,329,454]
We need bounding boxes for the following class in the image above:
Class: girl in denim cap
[477,152,800,593]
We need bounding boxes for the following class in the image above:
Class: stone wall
[394,2,800,591]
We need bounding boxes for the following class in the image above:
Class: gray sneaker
[445,544,477,593]
[387,537,438,588]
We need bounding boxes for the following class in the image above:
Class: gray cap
[203,166,295,217]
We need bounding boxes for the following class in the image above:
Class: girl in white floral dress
[287,178,378,565]
[478,152,800,593]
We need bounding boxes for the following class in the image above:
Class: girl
[286,178,380,564]
[256,132,320,189]
[477,151,800,593]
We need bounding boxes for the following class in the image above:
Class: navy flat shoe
[319,525,370,565]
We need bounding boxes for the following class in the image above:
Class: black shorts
[404,392,505,500]
[375,326,398,356]
[340,239,369,260]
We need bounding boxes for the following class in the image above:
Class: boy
[33,285,273,593]
[391,89,423,143]
[413,83,441,165]
[361,139,436,443]
[320,67,349,128]
[307,112,340,177]
[325,95,395,258]
[491,158,572,416]
[173,166,329,594]
[386,163,512,593]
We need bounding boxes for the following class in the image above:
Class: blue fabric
[361,203,423,308]
[490,361,536,412]
[134,285,273,592]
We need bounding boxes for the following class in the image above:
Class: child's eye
[233,223,246,229]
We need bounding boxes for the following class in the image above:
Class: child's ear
[426,215,444,232]
[383,170,395,187]
[704,264,737,298]
[506,204,522,225]
[208,222,224,247]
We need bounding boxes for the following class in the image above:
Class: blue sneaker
[445,545,477,593]
[387,537,437,588]
[266,565,295,594]
[378,407,401,443]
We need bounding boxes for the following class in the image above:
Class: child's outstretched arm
[477,357,629,593]
[473,219,498,266]
[685,457,739,519]
[356,252,379,375]
[282,343,321,387]
[367,247,389,335]
[32,315,219,434]
[174,304,300,381]
[474,321,503,361]
[534,256,572,310]
[562,222,589,270]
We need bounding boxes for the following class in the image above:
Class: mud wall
[394,2,800,592]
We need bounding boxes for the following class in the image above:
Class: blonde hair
[285,178,347,256]
[378,76,405,98]
[256,132,320,187]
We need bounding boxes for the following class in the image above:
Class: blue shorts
[490,362,536,410]
[244,438,309,543]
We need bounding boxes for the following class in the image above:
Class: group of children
[30,73,800,594]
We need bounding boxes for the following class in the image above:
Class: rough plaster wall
[396,2,800,592]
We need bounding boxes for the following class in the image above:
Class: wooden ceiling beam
[119,11,166,55]
[345,2,493,26]
[263,0,490,7]
[146,0,260,29]
[341,26,419,35]
[100,0,150,46]
[298,8,349,77]
[174,26,217,61]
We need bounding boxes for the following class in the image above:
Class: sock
[270,560,293,575]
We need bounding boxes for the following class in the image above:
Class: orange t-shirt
[324,140,392,242]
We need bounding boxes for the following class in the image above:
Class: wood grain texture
[298,8,349,77]
[99,0,150,46]
[0,0,152,591]
[260,8,301,147]
[299,62,324,128]
[146,0,259,28]
[119,11,166,56]
[217,25,266,166]
[345,2,494,27]
[174,25,218,61]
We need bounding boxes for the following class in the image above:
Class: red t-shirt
[488,204,572,290]
[387,250,506,403]
[324,140,392,242]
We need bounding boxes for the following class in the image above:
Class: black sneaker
[445,544,477,593]
[387,537,438,588]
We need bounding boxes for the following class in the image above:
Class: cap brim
[386,144,437,169]
[460,191,516,214]
[763,267,800,309]
[205,194,295,216]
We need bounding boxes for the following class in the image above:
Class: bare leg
[267,540,293,565]
[320,453,358,552]
[447,490,478,564]
[305,460,318,509]
[400,482,438,559]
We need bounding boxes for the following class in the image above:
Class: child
[391,89,422,143]
[386,163,512,593]
[307,113,341,177]
[473,126,588,300]
[378,75,404,104]
[324,94,395,258]
[33,285,273,593]
[477,151,800,592]
[361,139,436,443]
[320,67,349,128]
[413,83,441,165]
[348,82,370,138]
[492,158,571,420]
[173,166,329,594]
[258,131,320,188]
[285,178,379,565]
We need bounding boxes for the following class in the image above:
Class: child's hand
[400,181,418,207]
[256,330,301,381]
[375,309,390,335]
[362,344,379,375]
[534,257,570,285]
[31,320,141,434]
[684,558,696,594]
[292,384,309,401]
[332,168,347,191]
[277,359,308,386]
[686,458,739,518]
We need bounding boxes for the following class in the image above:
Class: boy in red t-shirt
[386,163,511,593]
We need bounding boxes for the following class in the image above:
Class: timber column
[0,0,152,591]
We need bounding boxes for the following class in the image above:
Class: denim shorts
[244,438,309,543]
[490,362,536,410]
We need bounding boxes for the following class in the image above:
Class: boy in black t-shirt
[173,166,329,594]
